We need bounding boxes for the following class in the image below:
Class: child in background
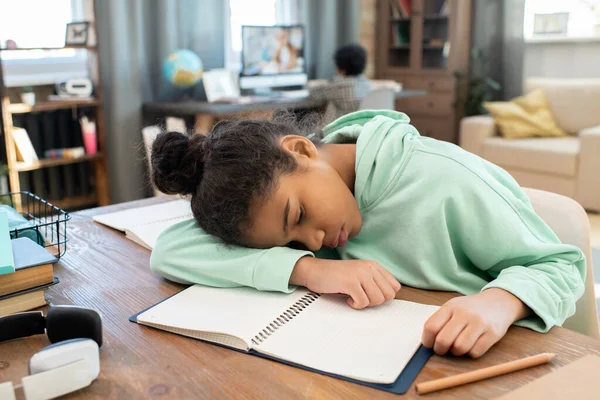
[308,44,371,125]
[149,110,585,358]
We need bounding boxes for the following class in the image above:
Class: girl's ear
[279,136,318,161]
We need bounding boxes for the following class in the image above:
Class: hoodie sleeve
[450,162,586,332]
[150,219,313,293]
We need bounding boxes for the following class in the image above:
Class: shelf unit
[15,153,103,172]
[7,99,100,114]
[0,1,110,209]
[0,45,97,51]
[376,0,472,143]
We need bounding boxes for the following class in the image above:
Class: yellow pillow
[483,89,567,139]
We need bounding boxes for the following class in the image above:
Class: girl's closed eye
[297,207,305,225]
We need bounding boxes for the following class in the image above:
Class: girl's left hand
[421,288,530,358]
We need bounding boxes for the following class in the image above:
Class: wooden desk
[2,197,600,399]
[143,90,427,134]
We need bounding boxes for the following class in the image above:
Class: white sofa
[460,78,600,212]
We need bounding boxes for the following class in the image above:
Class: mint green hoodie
[150,110,585,333]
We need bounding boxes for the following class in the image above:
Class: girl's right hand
[289,257,401,309]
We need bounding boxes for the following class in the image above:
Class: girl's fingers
[422,306,453,348]
[433,316,467,355]
[451,323,486,356]
[346,282,370,310]
[361,277,386,306]
[372,269,398,301]
[374,263,401,292]
[468,333,497,358]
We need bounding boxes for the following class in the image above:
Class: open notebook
[92,199,192,250]
[131,285,439,393]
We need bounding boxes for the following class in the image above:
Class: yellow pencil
[416,352,557,395]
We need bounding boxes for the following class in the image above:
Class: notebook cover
[129,293,433,394]
[0,277,59,301]
[11,237,58,270]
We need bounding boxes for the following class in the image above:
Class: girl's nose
[304,228,326,252]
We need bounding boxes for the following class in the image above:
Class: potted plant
[21,86,35,106]
[454,48,501,117]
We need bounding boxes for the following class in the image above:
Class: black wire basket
[0,191,71,259]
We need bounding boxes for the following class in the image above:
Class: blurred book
[12,127,39,164]
[44,147,85,159]
[0,237,57,296]
[0,278,58,317]
[398,0,412,17]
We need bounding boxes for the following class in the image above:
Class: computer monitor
[240,25,307,92]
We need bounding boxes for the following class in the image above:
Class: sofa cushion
[482,136,579,177]
[525,78,600,135]
[483,89,567,139]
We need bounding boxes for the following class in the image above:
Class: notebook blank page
[136,285,311,350]
[256,295,439,384]
[92,199,192,231]
[125,216,191,250]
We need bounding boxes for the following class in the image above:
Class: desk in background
[1,197,599,399]
[142,90,427,134]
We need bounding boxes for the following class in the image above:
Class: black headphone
[0,306,102,400]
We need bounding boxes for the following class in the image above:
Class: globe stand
[178,87,195,101]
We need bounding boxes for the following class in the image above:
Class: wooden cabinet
[376,0,472,143]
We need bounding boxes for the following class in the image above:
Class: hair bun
[150,131,209,195]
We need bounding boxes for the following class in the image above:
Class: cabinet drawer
[410,117,456,143]
[403,77,454,93]
[395,93,453,117]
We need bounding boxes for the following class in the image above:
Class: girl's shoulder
[323,110,411,138]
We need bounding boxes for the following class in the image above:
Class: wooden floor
[589,212,600,249]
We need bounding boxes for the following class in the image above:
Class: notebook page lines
[126,215,193,249]
[93,199,192,231]
[255,295,439,384]
[136,285,312,349]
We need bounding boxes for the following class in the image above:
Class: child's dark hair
[334,44,367,76]
[151,113,320,246]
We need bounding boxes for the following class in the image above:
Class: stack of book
[1,211,59,317]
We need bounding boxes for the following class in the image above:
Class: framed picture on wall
[65,21,90,46]
[533,13,569,35]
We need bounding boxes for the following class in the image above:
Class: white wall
[524,39,600,80]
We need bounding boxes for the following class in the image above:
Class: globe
[163,49,203,88]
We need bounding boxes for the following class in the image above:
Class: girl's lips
[325,226,348,248]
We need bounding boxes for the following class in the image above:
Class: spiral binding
[251,292,320,346]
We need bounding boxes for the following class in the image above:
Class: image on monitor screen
[241,25,305,76]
